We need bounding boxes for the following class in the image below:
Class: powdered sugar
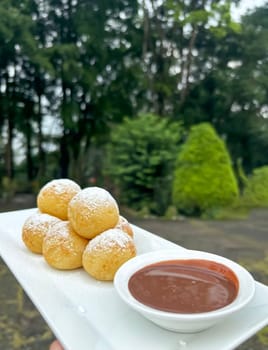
[41,179,81,195]
[44,221,87,252]
[86,229,132,253]
[48,221,70,238]
[23,212,60,231]
[70,187,119,212]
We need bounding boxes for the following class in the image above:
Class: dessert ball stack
[22,212,60,254]
[68,187,120,239]
[21,178,136,281]
[37,179,81,220]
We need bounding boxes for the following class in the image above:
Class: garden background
[0,0,268,349]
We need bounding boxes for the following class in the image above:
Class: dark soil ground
[0,194,267,350]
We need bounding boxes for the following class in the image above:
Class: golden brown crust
[37,179,81,220]
[115,215,134,238]
[43,221,88,270]
[82,228,136,281]
[22,212,60,254]
[68,187,120,239]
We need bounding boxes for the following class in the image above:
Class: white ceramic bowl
[114,249,255,333]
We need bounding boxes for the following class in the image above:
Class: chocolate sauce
[128,259,239,313]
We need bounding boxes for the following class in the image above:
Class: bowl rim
[114,249,256,321]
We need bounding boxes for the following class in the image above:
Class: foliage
[1,176,17,200]
[105,114,183,215]
[239,253,268,346]
[201,202,249,220]
[241,166,268,208]
[0,0,267,210]
[164,205,178,220]
[172,123,239,216]
[181,3,268,174]
[258,326,268,346]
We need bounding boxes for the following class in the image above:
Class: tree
[106,114,183,215]
[172,123,238,215]
[242,166,268,208]
[136,0,240,117]
[0,0,267,201]
[44,0,141,181]
[0,0,38,180]
[180,3,268,174]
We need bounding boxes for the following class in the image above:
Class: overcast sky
[232,0,267,21]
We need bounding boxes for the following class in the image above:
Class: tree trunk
[142,2,149,60]
[37,92,46,178]
[25,118,34,181]
[5,75,14,179]
[6,113,14,179]
[151,1,166,116]
[59,130,70,178]
[59,79,70,178]
[179,26,197,107]
[24,101,35,181]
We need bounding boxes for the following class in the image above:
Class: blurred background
[0,0,268,349]
[0,0,267,219]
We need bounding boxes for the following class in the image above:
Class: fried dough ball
[37,179,81,220]
[115,215,134,238]
[43,221,88,270]
[82,228,136,281]
[22,211,60,254]
[68,187,120,239]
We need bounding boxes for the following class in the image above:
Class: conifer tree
[172,123,238,215]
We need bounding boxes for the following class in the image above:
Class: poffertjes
[82,228,136,281]
[22,211,60,254]
[43,221,88,270]
[115,215,134,238]
[68,187,119,239]
[37,179,81,220]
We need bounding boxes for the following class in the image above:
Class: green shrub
[201,203,249,220]
[1,176,17,200]
[241,166,268,208]
[258,326,268,346]
[164,205,178,220]
[105,114,183,215]
[172,123,239,216]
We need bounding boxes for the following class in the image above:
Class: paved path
[133,209,268,267]
[0,196,267,349]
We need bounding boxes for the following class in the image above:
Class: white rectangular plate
[0,208,268,350]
